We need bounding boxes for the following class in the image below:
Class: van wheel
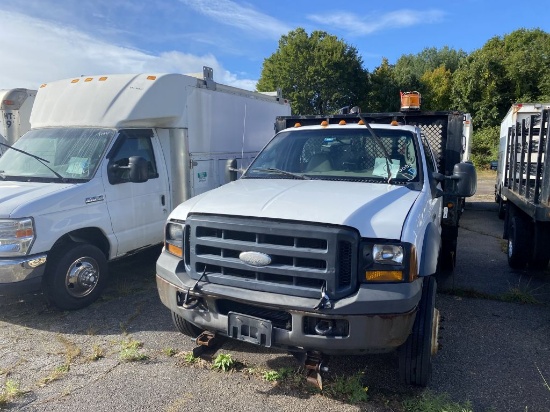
[44,243,108,310]
[171,311,202,338]
[508,215,529,269]
[399,276,438,387]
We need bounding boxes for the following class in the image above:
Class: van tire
[399,276,437,387]
[44,243,108,310]
[171,311,202,338]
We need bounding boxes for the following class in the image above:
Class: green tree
[367,58,400,112]
[256,28,369,115]
[420,65,453,111]
[451,28,550,129]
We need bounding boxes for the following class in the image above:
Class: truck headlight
[165,221,184,258]
[361,242,417,283]
[0,218,35,257]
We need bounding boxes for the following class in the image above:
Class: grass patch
[119,338,148,362]
[57,336,81,364]
[0,379,24,407]
[403,391,473,412]
[501,287,539,304]
[324,372,369,404]
[262,367,294,382]
[88,344,105,361]
[212,353,235,372]
[163,347,177,357]
[39,364,70,387]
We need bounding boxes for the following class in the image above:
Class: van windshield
[244,127,420,184]
[0,128,115,182]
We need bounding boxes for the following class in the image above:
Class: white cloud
[307,9,445,36]
[0,11,258,91]
[178,0,291,39]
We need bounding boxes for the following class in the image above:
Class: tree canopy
[256,28,368,115]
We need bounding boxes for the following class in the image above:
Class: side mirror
[450,162,477,197]
[226,158,238,182]
[128,156,149,183]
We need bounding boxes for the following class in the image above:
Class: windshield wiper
[357,115,393,183]
[251,167,310,180]
[0,142,66,181]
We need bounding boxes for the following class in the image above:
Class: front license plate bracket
[228,312,272,347]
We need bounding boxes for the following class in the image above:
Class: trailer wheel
[171,311,202,338]
[399,276,438,387]
[508,215,529,269]
[44,243,108,310]
[529,223,550,270]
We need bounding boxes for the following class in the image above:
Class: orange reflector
[358,119,365,125]
[339,120,346,125]
[99,77,108,81]
[167,243,183,258]
[16,228,33,238]
[40,84,47,88]
[84,77,93,82]
[147,75,157,80]
[390,120,399,126]
[294,122,302,128]
[365,270,403,282]
[321,120,329,127]
[71,79,79,83]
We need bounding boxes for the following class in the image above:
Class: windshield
[0,128,115,182]
[244,127,420,184]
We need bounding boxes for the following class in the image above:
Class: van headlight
[0,218,35,257]
[165,221,184,258]
[360,242,417,282]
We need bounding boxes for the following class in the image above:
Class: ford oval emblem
[239,251,272,267]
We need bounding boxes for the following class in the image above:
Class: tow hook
[192,330,224,358]
[304,351,328,390]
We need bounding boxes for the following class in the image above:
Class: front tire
[399,276,438,387]
[44,243,108,310]
[171,311,202,338]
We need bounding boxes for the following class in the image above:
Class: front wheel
[44,243,109,310]
[399,276,438,386]
[171,311,203,338]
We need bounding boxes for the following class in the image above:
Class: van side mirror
[226,158,238,182]
[128,156,149,183]
[450,162,477,197]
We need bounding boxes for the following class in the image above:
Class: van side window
[109,129,158,183]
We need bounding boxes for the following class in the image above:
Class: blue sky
[0,0,547,91]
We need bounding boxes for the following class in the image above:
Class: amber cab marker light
[294,122,302,128]
[339,120,346,125]
[147,75,157,80]
[321,120,329,127]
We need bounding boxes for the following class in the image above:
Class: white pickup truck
[0,68,290,310]
[156,110,477,387]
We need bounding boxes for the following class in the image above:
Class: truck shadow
[0,246,172,334]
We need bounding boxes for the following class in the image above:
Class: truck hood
[0,181,78,217]
[173,179,420,239]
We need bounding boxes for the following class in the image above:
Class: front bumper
[156,251,422,355]
[0,254,47,295]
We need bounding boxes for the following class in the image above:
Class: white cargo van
[0,88,36,155]
[0,67,290,310]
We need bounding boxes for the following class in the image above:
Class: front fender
[419,222,441,276]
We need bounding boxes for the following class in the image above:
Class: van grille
[185,215,358,300]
